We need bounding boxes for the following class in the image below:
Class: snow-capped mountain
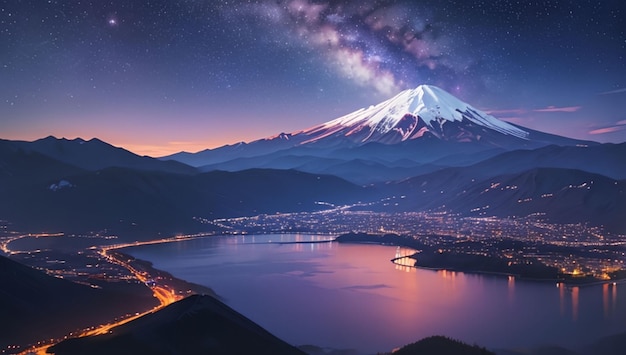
[298,85,529,145]
[162,85,595,179]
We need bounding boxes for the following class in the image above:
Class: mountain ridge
[49,294,306,355]
[0,255,157,349]
[159,85,597,184]
[2,136,197,175]
[298,85,530,145]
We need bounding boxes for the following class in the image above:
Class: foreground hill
[390,336,495,355]
[49,294,305,355]
[0,255,157,351]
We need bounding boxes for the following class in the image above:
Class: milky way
[230,0,465,95]
[1,0,625,155]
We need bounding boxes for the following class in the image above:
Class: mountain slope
[0,166,365,239]
[162,85,597,185]
[0,139,86,185]
[451,168,626,231]
[163,85,595,171]
[299,85,529,146]
[466,143,626,180]
[49,294,305,355]
[385,167,626,233]
[0,255,156,350]
[5,136,197,174]
[390,336,494,355]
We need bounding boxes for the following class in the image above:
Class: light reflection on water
[125,234,626,354]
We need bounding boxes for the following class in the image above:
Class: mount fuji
[299,85,529,145]
[0,85,624,237]
[163,85,595,183]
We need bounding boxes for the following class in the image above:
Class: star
[1,0,624,151]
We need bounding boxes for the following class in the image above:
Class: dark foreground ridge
[389,336,495,355]
[49,294,306,355]
[0,255,156,351]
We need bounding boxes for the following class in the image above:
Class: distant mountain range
[2,136,196,174]
[384,167,626,232]
[161,85,597,184]
[0,140,362,237]
[1,85,624,236]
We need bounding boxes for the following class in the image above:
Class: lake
[125,234,626,354]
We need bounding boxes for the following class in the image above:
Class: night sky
[1,0,625,156]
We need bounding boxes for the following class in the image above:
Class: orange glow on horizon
[119,141,223,157]
[0,131,246,157]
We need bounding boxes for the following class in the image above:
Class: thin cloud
[342,284,390,290]
[485,105,582,115]
[588,119,626,135]
[533,106,582,113]
[483,108,527,115]
[588,126,626,135]
[598,88,626,95]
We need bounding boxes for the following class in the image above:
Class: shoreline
[109,232,625,290]
[96,233,626,355]
[106,249,220,299]
[15,236,222,354]
[334,232,626,287]
[390,253,626,287]
[12,231,626,355]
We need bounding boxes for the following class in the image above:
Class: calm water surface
[125,234,626,353]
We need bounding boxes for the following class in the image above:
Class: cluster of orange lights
[16,244,187,355]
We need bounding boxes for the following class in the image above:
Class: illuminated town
[200,208,626,281]
[1,207,625,354]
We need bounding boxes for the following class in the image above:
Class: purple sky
[1,0,625,156]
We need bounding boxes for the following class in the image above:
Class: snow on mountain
[298,85,529,145]
[49,179,73,191]
[161,84,594,169]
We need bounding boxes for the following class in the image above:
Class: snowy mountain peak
[161,85,595,170]
[300,85,529,145]
[268,132,292,140]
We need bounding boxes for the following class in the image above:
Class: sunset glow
[2,1,625,153]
